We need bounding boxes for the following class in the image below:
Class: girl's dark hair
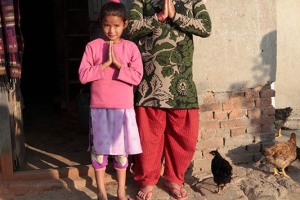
[98,2,127,23]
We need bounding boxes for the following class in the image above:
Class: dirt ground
[1,159,300,200]
[1,104,300,200]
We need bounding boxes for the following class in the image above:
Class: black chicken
[275,107,293,138]
[210,150,233,194]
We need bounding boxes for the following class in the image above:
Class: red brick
[247,108,261,119]
[246,126,261,134]
[200,129,217,139]
[197,138,223,149]
[230,91,245,99]
[250,117,272,126]
[220,118,250,129]
[230,128,246,137]
[199,111,214,121]
[261,124,275,133]
[216,128,231,138]
[260,115,275,125]
[229,109,247,119]
[199,120,220,130]
[245,89,259,99]
[248,118,261,127]
[214,92,230,102]
[199,103,222,112]
[255,98,272,108]
[262,106,275,116]
[225,134,254,146]
[214,111,228,120]
[254,132,274,142]
[260,89,275,98]
[223,99,255,110]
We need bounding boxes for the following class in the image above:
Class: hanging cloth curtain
[0,0,23,92]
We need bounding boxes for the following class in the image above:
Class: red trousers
[134,107,199,186]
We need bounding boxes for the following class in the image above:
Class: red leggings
[134,107,199,186]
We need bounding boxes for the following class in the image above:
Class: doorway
[19,0,90,171]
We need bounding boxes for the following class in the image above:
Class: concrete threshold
[286,119,300,130]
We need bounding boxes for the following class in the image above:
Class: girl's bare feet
[97,192,108,200]
[117,195,131,200]
[117,189,129,200]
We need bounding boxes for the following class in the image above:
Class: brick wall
[192,83,275,173]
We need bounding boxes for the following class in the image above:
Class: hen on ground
[280,146,300,172]
[275,107,293,138]
[209,150,233,195]
[263,132,297,178]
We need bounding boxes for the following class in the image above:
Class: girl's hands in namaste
[110,41,121,69]
[102,41,121,69]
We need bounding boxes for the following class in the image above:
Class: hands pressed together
[102,41,121,69]
[157,0,175,23]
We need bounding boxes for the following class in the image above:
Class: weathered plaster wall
[193,0,276,95]
[276,0,300,116]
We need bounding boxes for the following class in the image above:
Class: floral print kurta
[128,0,211,108]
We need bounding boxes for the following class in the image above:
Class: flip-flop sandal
[136,189,153,200]
[164,184,188,200]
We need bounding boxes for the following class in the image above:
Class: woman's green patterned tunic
[128,0,211,109]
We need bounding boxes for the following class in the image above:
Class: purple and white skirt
[89,108,142,155]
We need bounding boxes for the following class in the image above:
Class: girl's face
[102,15,128,43]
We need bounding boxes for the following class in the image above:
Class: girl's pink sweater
[78,38,143,109]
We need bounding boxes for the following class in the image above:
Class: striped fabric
[0,0,23,91]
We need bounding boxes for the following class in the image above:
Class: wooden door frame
[0,92,14,178]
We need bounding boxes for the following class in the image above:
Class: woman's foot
[136,186,153,200]
[164,181,188,200]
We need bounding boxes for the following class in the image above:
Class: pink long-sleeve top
[78,38,143,109]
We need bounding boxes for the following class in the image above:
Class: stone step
[0,165,116,197]
[286,119,300,130]
[281,108,300,130]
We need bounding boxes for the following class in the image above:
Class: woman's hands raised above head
[157,0,168,22]
[157,0,176,22]
[167,0,175,19]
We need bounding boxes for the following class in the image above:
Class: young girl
[78,1,143,200]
